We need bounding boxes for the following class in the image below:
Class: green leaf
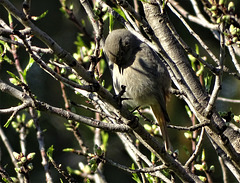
[47,145,54,160]
[101,131,109,151]
[185,105,192,118]
[66,166,82,175]
[62,148,74,152]
[4,113,15,128]
[131,164,141,183]
[108,12,114,32]
[22,56,35,82]
[204,74,212,93]
[196,62,204,76]
[0,41,12,64]
[146,173,155,183]
[32,10,48,21]
[8,13,13,25]
[113,7,126,20]
[151,152,155,163]
[99,58,106,74]
[74,33,86,48]
[7,71,21,85]
[201,149,205,161]
[183,145,190,156]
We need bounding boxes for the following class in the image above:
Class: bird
[104,29,171,151]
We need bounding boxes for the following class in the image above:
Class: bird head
[104,29,139,72]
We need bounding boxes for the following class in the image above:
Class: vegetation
[0,0,240,182]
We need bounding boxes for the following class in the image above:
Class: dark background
[0,0,240,182]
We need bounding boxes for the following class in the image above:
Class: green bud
[233,115,240,123]
[13,152,20,160]
[73,53,81,61]
[232,37,238,43]
[12,122,19,129]
[27,163,34,171]
[194,164,203,171]
[90,163,98,172]
[47,63,55,70]
[27,152,36,161]
[79,163,91,174]
[198,176,207,182]
[14,167,21,173]
[236,28,240,35]
[230,24,235,34]
[184,131,192,140]
[60,68,67,75]
[219,0,225,6]
[222,15,231,23]
[26,119,34,128]
[88,158,97,165]
[68,74,77,80]
[17,161,23,166]
[216,17,222,24]
[102,6,108,12]
[228,2,235,12]
[143,124,152,132]
[209,5,217,11]
[230,24,238,35]
[211,11,218,18]
[20,157,27,163]
[188,54,196,63]
[16,115,21,122]
[95,146,103,156]
[10,177,18,183]
[236,41,240,46]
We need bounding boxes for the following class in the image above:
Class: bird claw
[113,85,131,107]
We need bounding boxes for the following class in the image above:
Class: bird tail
[151,104,172,151]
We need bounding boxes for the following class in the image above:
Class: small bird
[104,29,171,150]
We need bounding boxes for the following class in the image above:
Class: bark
[142,0,240,168]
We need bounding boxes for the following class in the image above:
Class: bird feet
[113,85,131,108]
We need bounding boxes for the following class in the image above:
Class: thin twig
[22,0,31,17]
[71,101,118,121]
[169,0,217,30]
[101,156,167,174]
[218,157,228,183]
[0,103,29,113]
[0,125,24,182]
[0,35,52,54]
[167,2,220,66]
[185,127,205,167]
[29,108,53,183]
[217,97,240,103]
[168,122,210,131]
[210,137,240,182]
[228,45,240,75]
[205,24,225,115]
[0,80,131,132]
[0,164,14,183]
[49,157,78,183]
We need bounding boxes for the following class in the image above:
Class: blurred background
[0,0,240,182]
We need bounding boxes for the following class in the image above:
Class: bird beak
[119,66,124,74]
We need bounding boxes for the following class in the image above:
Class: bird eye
[124,40,130,47]
[123,37,131,47]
